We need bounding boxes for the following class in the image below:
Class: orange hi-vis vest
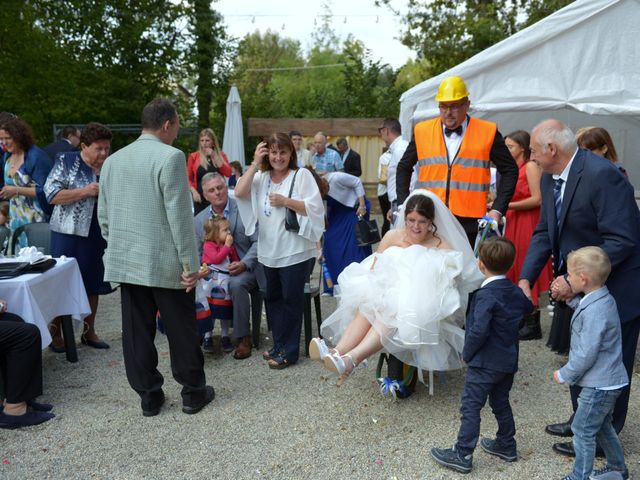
[413,117,496,218]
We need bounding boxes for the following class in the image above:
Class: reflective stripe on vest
[413,117,496,218]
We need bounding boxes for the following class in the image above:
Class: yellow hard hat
[435,76,470,102]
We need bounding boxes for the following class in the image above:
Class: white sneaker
[309,337,329,361]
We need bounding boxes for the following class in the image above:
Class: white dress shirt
[387,135,409,203]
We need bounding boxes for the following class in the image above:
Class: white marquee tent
[399,0,640,189]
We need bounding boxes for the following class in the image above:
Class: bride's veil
[395,189,483,309]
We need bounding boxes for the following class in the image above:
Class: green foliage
[187,0,232,130]
[0,1,194,144]
[396,0,518,76]
[230,30,399,121]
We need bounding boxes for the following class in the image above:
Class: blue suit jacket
[520,149,640,324]
[43,139,78,162]
[463,278,533,373]
[559,287,628,388]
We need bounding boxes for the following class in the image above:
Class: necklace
[263,176,284,217]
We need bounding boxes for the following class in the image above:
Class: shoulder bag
[284,169,300,233]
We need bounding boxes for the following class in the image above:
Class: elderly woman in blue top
[44,123,113,352]
[0,117,52,246]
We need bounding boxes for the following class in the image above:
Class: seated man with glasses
[395,76,518,245]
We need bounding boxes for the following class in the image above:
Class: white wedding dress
[320,190,483,372]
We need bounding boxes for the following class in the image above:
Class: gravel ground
[2,288,639,480]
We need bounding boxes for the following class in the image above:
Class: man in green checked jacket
[98,99,214,417]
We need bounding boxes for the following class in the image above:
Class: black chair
[0,226,10,255]
[10,222,51,255]
[303,257,322,356]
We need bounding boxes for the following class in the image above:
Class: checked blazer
[98,133,199,289]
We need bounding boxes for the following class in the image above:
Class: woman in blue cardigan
[0,117,52,247]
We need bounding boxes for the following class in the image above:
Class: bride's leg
[334,311,372,354]
[346,326,383,367]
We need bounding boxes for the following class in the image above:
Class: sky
[213,0,416,69]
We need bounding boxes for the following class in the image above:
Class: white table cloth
[0,257,91,349]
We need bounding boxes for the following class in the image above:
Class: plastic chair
[0,226,11,254]
[303,257,322,356]
[10,222,51,255]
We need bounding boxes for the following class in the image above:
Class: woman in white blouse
[235,133,324,369]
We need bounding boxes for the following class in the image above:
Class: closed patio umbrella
[222,85,245,167]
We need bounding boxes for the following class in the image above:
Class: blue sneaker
[480,438,518,462]
[590,465,629,480]
[431,446,472,474]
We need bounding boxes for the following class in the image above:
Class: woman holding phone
[234,133,324,369]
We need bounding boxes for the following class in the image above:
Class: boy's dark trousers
[456,367,516,456]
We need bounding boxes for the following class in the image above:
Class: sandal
[267,355,296,370]
[324,352,357,385]
[262,347,278,361]
[309,338,335,361]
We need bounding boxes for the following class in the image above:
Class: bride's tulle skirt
[320,245,469,371]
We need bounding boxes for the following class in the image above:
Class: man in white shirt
[289,130,314,168]
[378,118,408,224]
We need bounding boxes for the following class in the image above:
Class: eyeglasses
[438,103,467,113]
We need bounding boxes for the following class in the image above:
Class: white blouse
[324,172,365,207]
[236,168,325,268]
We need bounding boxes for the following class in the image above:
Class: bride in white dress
[310,190,483,383]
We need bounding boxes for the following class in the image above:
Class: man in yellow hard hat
[396,76,518,245]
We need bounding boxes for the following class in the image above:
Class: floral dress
[4,157,46,248]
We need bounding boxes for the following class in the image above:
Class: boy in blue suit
[556,247,629,480]
[432,237,533,474]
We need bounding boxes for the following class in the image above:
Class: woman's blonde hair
[203,215,229,243]
[198,128,223,170]
[567,246,611,285]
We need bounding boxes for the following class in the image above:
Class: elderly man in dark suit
[194,172,259,359]
[519,119,640,457]
[43,126,80,161]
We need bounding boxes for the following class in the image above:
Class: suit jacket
[520,149,640,323]
[43,139,78,162]
[343,149,362,177]
[194,197,258,272]
[559,286,628,388]
[463,278,533,373]
[98,133,199,289]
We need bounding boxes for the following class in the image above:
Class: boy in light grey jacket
[554,246,629,480]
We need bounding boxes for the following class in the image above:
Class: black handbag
[354,216,381,246]
[284,169,300,233]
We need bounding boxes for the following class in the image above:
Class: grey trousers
[229,270,258,338]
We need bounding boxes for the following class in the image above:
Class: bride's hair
[404,194,440,244]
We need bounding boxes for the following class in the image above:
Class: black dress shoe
[182,386,215,414]
[142,391,165,417]
[81,335,110,349]
[0,410,55,429]
[545,421,573,437]
[27,400,54,412]
[552,442,605,458]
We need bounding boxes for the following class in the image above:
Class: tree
[0,1,190,143]
[388,0,518,75]
[187,0,231,129]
